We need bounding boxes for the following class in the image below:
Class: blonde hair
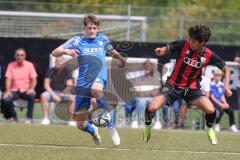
[213,68,222,76]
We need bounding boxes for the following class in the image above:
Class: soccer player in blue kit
[52,15,126,145]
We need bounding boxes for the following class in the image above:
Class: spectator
[41,56,75,126]
[234,50,240,128]
[2,48,37,123]
[162,99,181,129]
[130,60,161,129]
[210,69,238,132]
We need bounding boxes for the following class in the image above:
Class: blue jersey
[210,81,224,102]
[63,33,113,87]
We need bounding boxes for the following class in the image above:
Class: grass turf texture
[0,124,240,160]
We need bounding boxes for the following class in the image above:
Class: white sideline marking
[0,143,240,155]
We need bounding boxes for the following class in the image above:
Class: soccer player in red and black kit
[143,24,232,145]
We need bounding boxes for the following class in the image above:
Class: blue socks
[83,121,95,136]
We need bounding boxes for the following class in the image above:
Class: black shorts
[160,83,206,105]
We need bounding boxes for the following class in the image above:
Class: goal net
[0,11,146,41]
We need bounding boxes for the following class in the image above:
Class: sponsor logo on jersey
[83,48,104,54]
[183,57,205,68]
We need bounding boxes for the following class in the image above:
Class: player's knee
[206,107,216,114]
[147,99,164,113]
[147,106,157,113]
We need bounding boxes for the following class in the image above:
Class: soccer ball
[91,108,111,127]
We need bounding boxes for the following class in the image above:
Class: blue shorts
[75,78,107,112]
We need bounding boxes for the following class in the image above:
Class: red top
[167,40,225,89]
[5,60,37,92]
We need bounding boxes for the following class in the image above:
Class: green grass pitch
[0,124,240,160]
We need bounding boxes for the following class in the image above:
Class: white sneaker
[230,125,239,132]
[131,120,139,129]
[92,124,101,145]
[25,119,32,124]
[108,127,121,145]
[153,121,162,130]
[68,121,77,127]
[214,124,220,132]
[41,118,50,125]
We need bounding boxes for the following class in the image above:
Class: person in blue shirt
[52,15,126,145]
[210,69,238,132]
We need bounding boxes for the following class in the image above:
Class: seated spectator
[162,99,181,129]
[41,56,75,126]
[210,69,238,132]
[2,48,37,123]
[130,60,161,129]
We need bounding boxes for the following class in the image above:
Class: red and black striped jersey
[167,40,226,89]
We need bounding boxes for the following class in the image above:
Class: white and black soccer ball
[91,108,111,127]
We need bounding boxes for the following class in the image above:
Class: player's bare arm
[223,66,232,97]
[109,49,127,68]
[52,45,79,57]
[155,46,169,56]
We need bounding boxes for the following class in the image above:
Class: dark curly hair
[188,24,211,43]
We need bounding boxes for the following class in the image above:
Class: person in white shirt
[127,60,162,129]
